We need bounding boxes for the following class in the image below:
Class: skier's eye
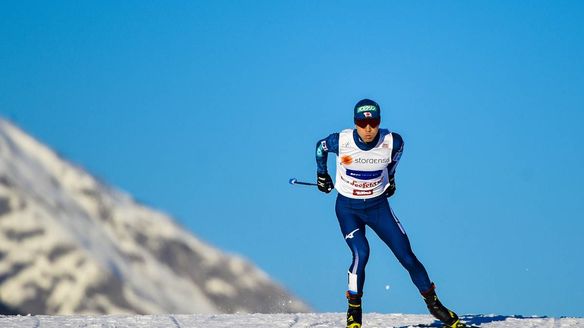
[355,118,380,128]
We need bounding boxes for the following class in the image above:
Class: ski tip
[288,178,297,185]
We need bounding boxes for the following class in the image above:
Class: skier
[315,99,464,328]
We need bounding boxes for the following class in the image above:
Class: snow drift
[0,313,582,328]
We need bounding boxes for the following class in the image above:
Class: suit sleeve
[316,133,339,174]
[386,132,404,177]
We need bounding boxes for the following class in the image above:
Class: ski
[408,323,479,328]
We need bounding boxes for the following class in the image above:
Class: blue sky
[1,1,583,317]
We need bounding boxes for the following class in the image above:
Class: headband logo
[356,105,377,113]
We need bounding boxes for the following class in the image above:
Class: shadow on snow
[396,314,550,327]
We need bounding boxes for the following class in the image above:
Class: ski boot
[421,284,465,328]
[346,291,362,328]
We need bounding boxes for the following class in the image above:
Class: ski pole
[289,178,318,186]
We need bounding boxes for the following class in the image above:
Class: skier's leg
[369,201,463,327]
[335,195,370,295]
[345,291,362,328]
[335,195,369,328]
[422,284,463,327]
[367,200,432,292]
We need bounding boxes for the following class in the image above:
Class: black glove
[317,172,334,193]
[384,176,396,198]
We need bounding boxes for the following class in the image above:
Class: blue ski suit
[316,129,433,296]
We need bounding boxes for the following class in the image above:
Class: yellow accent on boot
[446,318,466,328]
[452,319,468,328]
[444,311,465,327]
[347,315,361,328]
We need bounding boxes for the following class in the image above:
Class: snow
[0,313,582,328]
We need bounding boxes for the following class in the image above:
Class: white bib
[335,129,394,199]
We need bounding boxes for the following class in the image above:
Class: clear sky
[1,0,583,318]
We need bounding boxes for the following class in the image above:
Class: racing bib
[335,129,394,199]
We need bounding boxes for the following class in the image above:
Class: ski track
[169,315,182,328]
[32,316,40,328]
[0,314,583,328]
[288,314,300,328]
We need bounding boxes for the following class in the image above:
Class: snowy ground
[0,313,582,328]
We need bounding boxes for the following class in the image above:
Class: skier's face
[355,119,380,143]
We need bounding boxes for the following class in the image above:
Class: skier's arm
[316,133,339,174]
[316,133,339,193]
[384,132,404,197]
[386,132,404,177]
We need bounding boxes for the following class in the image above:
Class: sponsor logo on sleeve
[321,140,328,151]
[393,151,402,161]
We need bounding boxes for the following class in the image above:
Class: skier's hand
[317,172,334,193]
[384,176,396,198]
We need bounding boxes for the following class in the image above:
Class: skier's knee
[352,247,370,266]
[399,254,420,271]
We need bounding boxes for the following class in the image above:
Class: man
[315,99,464,328]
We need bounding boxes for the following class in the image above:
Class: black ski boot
[346,292,362,328]
[421,284,464,328]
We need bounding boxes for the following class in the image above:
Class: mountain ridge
[0,118,309,315]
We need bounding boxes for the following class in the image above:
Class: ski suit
[316,128,433,296]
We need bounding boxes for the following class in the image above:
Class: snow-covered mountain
[0,119,310,315]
